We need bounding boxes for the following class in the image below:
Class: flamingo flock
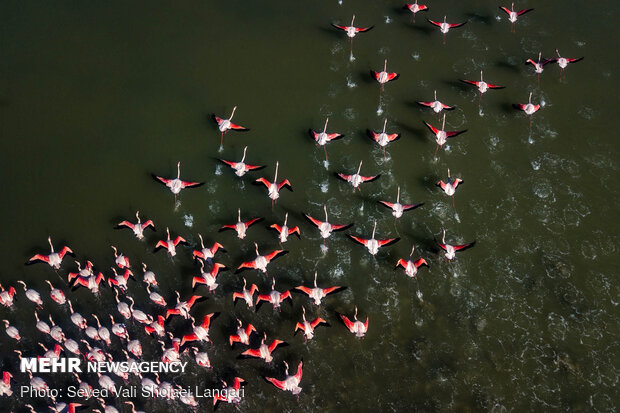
[1,2,585,411]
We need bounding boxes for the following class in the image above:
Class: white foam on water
[218,144,223,153]
[349,52,355,62]
[346,75,357,88]
[320,182,328,193]
[183,214,194,228]
[343,107,356,120]
[214,164,223,175]
[384,16,391,24]
[411,52,420,61]
[323,159,329,169]
[376,105,383,116]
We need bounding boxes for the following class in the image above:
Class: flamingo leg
[434,144,439,159]
[324,145,328,161]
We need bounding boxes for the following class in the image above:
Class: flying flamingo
[27,236,73,270]
[423,114,468,157]
[378,186,423,223]
[256,278,293,312]
[269,212,301,244]
[295,271,345,306]
[367,118,401,159]
[551,49,584,79]
[107,268,133,292]
[192,261,228,293]
[309,117,344,160]
[154,227,186,257]
[499,3,534,32]
[254,161,293,206]
[295,307,328,341]
[213,377,245,408]
[115,211,155,240]
[219,208,263,239]
[371,59,399,92]
[68,260,94,281]
[232,278,259,308]
[348,220,400,256]
[212,106,249,147]
[513,91,540,130]
[236,243,288,275]
[436,169,463,209]
[460,71,505,106]
[338,306,368,338]
[44,280,66,305]
[395,245,428,279]
[192,234,225,262]
[525,52,553,84]
[417,90,455,120]
[165,292,203,319]
[152,161,204,204]
[426,16,467,44]
[180,313,217,345]
[229,319,257,346]
[189,347,211,369]
[437,229,475,260]
[72,271,106,295]
[265,360,303,395]
[240,332,286,363]
[218,146,264,177]
[0,284,16,308]
[303,205,353,244]
[335,160,381,191]
[144,315,165,337]
[17,280,43,308]
[403,1,428,22]
[331,14,374,58]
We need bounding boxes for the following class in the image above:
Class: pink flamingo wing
[266,377,287,391]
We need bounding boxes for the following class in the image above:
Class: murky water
[0,0,618,411]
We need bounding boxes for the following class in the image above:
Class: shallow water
[0,0,618,411]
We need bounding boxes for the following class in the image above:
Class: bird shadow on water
[443,79,470,92]
[495,60,521,74]
[318,25,346,41]
[407,23,434,36]
[464,12,495,26]
[393,120,427,143]
[499,102,517,115]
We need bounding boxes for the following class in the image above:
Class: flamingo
[426,16,466,44]
[0,284,16,308]
[335,160,380,191]
[154,227,186,257]
[232,278,259,308]
[513,91,540,130]
[309,117,345,160]
[146,285,167,307]
[92,314,111,346]
[34,311,51,335]
[395,245,428,279]
[111,246,131,269]
[370,59,399,92]
[152,161,204,204]
[526,52,553,84]
[73,373,92,400]
[213,377,245,408]
[254,161,293,206]
[236,243,288,275]
[115,211,155,240]
[73,272,106,295]
[193,234,225,263]
[165,292,203,319]
[219,208,263,239]
[295,307,328,340]
[551,49,584,79]
[107,268,132,292]
[17,280,43,307]
[331,14,374,56]
[240,332,286,363]
[367,118,401,159]
[348,220,400,256]
[190,346,211,369]
[417,90,455,119]
[192,261,228,293]
[127,339,142,358]
[27,236,73,270]
[218,146,265,177]
[67,259,94,281]
[303,205,353,244]
[339,306,368,338]
[378,186,423,221]
[124,401,145,413]
[0,372,12,396]
[141,263,158,287]
[48,315,65,342]
[269,212,301,244]
[109,315,128,340]
[113,290,131,320]
[63,338,81,356]
[67,300,87,329]
[436,168,463,209]
[144,315,165,337]
[44,280,66,305]
[437,229,475,260]
[265,360,303,395]
[295,271,346,306]
[127,296,152,324]
[181,313,217,346]
[229,319,257,346]
[460,71,505,106]
[256,278,293,312]
[499,3,534,32]
[3,320,19,341]
[423,114,467,157]
[403,1,428,22]
[212,106,249,146]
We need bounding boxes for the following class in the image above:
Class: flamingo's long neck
[442,229,446,244]
[410,244,415,257]
[324,205,328,222]
[241,146,247,162]
[48,237,54,253]
[382,118,387,134]
[383,59,387,72]
[254,243,260,257]
[357,161,363,175]
[313,271,318,287]
[323,118,329,133]
[237,209,241,223]
[480,71,484,82]
[136,211,141,224]
[434,90,437,101]
[528,92,532,104]
[230,106,237,121]
[284,212,288,226]
[372,220,377,239]
[176,162,181,179]
[354,306,358,321]
[397,186,400,203]
[274,162,279,182]
[351,15,355,26]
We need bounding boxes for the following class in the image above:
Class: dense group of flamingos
[1,3,583,412]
